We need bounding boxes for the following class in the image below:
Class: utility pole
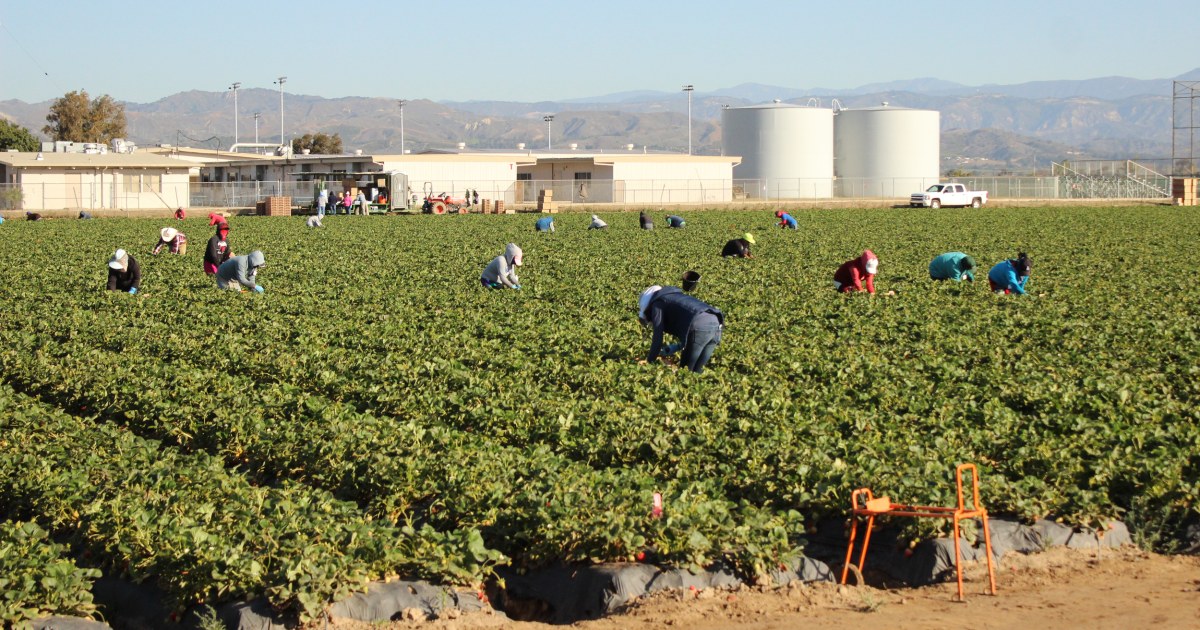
[682,84,694,155]
[544,115,555,150]
[274,76,287,147]
[229,82,241,145]
[253,112,261,144]
[397,99,408,154]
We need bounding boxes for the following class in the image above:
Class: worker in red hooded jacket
[834,250,879,294]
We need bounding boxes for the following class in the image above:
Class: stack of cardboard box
[537,189,557,213]
[1173,178,1197,206]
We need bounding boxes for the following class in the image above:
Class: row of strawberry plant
[0,326,806,576]
[44,209,1200,544]
[0,383,501,621]
[0,520,100,628]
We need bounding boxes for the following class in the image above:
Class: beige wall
[14,169,190,211]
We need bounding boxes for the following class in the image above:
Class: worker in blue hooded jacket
[988,252,1032,295]
[637,285,724,374]
[929,252,977,282]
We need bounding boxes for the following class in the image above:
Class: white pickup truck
[910,183,988,209]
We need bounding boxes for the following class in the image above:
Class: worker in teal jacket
[988,252,1031,294]
[929,252,977,282]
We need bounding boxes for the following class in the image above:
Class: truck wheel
[930,199,941,209]
[431,201,447,214]
[971,198,982,208]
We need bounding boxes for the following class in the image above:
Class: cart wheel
[431,201,447,214]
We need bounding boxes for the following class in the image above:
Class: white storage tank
[722,102,833,199]
[834,104,940,198]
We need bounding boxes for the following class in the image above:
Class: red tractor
[423,192,468,214]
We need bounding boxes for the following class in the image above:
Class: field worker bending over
[481,243,523,289]
[217,250,266,293]
[929,252,977,282]
[535,216,555,232]
[152,227,187,255]
[640,211,654,230]
[721,233,755,258]
[666,215,686,228]
[106,249,141,294]
[638,285,725,374]
[775,210,798,229]
[208,212,228,227]
[306,215,323,228]
[834,250,879,295]
[588,214,608,230]
[204,223,233,275]
[175,207,186,220]
[78,211,93,220]
[988,252,1032,295]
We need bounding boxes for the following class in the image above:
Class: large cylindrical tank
[722,103,833,199]
[834,105,940,198]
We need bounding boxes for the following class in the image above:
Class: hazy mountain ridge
[3,69,1194,173]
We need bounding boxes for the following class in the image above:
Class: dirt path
[326,547,1200,629]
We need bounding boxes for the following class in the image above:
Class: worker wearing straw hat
[152,227,187,255]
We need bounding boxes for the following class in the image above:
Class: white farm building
[199,149,741,207]
[0,152,193,212]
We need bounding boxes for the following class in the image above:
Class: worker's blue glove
[254,285,264,293]
[513,284,522,290]
[663,342,681,355]
[128,287,138,295]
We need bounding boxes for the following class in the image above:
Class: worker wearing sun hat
[588,214,608,230]
[929,252,977,282]
[152,226,187,255]
[834,250,879,294]
[106,249,142,294]
[481,243,523,289]
[637,284,725,374]
[721,233,756,258]
[775,210,798,229]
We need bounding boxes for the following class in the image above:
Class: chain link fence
[3,175,1171,213]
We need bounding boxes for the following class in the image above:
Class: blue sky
[2,0,1198,104]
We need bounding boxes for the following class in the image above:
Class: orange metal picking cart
[839,463,998,601]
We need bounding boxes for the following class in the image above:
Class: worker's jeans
[682,313,722,374]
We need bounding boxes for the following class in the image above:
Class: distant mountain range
[3,69,1197,174]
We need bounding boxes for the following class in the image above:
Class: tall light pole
[544,115,554,150]
[274,76,287,147]
[397,99,408,154]
[229,82,241,145]
[253,112,261,144]
[682,84,694,155]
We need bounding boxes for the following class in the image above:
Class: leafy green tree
[0,120,40,151]
[42,90,128,143]
[292,132,344,155]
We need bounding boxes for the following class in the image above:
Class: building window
[517,173,532,181]
[574,172,592,180]
[122,173,161,192]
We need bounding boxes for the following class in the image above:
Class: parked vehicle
[910,183,988,209]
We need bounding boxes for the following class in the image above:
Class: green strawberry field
[0,205,1197,623]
